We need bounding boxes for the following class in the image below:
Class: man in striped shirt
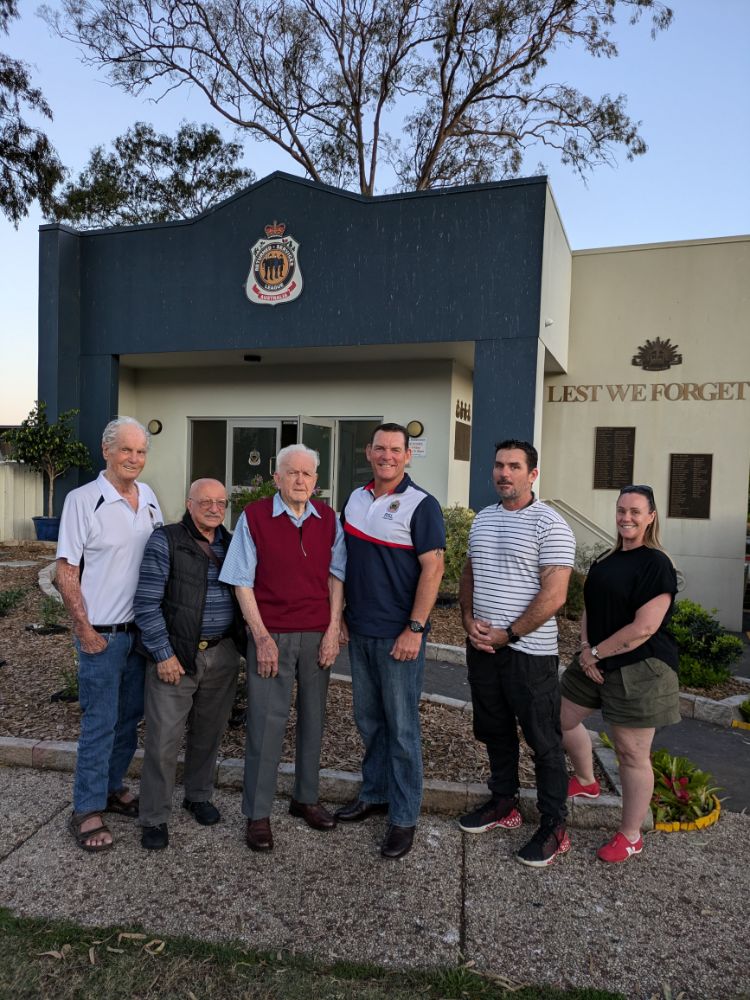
[458,440,575,868]
[134,478,245,850]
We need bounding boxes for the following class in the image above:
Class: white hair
[276,443,319,470]
[102,416,150,450]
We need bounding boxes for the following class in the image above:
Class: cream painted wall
[542,236,750,628]
[538,187,572,372]
[120,359,456,522]
[447,362,473,507]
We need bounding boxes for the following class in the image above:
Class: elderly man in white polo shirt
[57,416,162,852]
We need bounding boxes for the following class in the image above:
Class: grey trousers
[242,631,330,820]
[139,638,240,826]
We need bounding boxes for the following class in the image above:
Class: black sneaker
[516,817,570,868]
[458,796,522,834]
[141,823,169,850]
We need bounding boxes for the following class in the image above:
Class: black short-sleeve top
[583,546,679,672]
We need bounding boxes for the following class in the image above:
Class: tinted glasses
[618,484,654,501]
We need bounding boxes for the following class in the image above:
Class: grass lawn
[0,908,623,1000]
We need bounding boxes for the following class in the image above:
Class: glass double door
[228,417,335,509]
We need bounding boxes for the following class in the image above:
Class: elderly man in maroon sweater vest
[220,444,346,851]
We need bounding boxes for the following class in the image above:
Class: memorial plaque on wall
[668,454,712,519]
[454,421,471,461]
[593,427,635,489]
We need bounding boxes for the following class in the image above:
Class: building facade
[38,174,749,627]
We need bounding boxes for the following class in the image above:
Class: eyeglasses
[618,484,654,499]
[189,498,228,511]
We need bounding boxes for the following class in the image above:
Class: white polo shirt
[57,471,162,626]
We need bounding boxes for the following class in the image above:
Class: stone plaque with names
[593,427,635,489]
[668,453,712,519]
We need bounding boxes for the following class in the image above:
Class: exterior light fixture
[406,420,424,437]
[147,419,163,435]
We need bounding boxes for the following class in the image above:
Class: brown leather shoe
[289,799,337,831]
[381,824,415,859]
[246,817,273,852]
[335,799,389,823]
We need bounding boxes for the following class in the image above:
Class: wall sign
[668,454,712,519]
[593,427,635,490]
[245,221,303,305]
[547,380,750,403]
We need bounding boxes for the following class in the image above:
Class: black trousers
[467,643,568,823]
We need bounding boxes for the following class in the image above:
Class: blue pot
[32,516,61,542]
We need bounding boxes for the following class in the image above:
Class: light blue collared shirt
[219,493,346,588]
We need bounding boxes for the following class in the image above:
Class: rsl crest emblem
[245,221,303,305]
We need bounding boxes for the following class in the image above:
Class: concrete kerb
[0,669,630,830]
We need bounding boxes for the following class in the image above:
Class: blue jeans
[348,632,426,827]
[73,632,146,815]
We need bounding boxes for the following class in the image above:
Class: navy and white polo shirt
[342,474,446,639]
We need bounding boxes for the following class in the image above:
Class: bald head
[186,479,228,539]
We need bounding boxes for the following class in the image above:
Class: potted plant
[2,401,92,541]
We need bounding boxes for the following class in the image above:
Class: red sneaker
[568,775,601,799]
[597,831,643,863]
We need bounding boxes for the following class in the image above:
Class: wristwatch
[590,646,601,660]
[505,624,521,644]
[409,620,425,633]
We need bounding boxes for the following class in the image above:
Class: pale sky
[1,0,748,423]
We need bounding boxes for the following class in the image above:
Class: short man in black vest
[220,444,346,852]
[134,478,245,850]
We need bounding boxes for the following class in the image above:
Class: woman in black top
[560,485,680,863]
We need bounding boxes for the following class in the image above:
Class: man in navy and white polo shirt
[57,417,162,853]
[458,439,575,869]
[336,423,445,860]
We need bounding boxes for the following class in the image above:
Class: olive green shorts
[560,654,681,729]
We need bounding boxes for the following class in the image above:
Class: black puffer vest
[160,513,245,674]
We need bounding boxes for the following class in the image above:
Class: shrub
[739,698,750,723]
[230,475,278,517]
[0,588,25,616]
[440,504,475,596]
[561,569,585,621]
[668,599,743,688]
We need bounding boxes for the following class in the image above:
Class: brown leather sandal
[69,811,114,853]
[106,787,139,817]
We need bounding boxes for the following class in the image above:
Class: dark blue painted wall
[39,172,549,512]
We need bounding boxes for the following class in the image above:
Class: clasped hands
[463,616,508,653]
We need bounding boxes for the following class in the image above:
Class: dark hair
[370,422,409,449]
[494,439,538,471]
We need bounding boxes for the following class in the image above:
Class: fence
[0,462,43,541]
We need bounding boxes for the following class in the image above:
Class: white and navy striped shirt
[468,499,575,656]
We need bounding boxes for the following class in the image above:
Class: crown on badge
[264,220,286,237]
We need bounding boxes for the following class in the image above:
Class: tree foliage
[44,0,671,195]
[0,0,64,224]
[52,120,255,227]
[2,401,92,517]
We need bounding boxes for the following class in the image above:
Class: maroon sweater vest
[244,497,336,632]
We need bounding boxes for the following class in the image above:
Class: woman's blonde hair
[604,485,670,560]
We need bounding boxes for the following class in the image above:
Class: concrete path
[0,765,747,999]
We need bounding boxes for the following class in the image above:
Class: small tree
[3,401,92,517]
